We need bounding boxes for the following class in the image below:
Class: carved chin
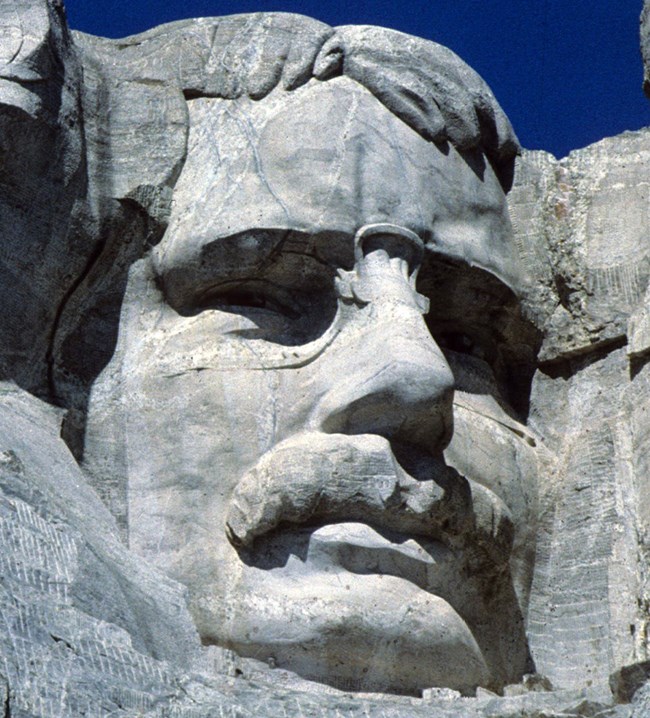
[198,568,489,696]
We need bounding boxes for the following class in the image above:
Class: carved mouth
[221,518,494,697]
[307,521,455,588]
[218,432,519,696]
[225,431,514,569]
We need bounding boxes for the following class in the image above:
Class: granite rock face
[0,383,201,716]
[507,134,650,691]
[0,0,84,395]
[1,1,650,716]
[81,13,536,699]
[642,0,650,98]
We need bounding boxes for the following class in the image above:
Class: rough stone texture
[0,0,84,395]
[642,0,650,98]
[0,383,200,715]
[505,133,650,693]
[1,1,650,716]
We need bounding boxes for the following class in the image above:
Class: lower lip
[238,523,487,694]
[304,522,456,588]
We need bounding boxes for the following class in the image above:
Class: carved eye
[191,279,337,347]
[218,288,268,310]
[435,331,491,363]
[197,281,300,320]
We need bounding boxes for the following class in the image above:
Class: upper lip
[225,431,514,568]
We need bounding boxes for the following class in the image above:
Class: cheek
[443,394,540,603]
[125,365,289,573]
[133,368,283,490]
[443,396,538,530]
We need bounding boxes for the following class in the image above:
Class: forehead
[154,77,523,299]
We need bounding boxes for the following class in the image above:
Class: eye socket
[435,331,492,363]
[196,281,300,320]
[219,288,267,309]
[188,278,338,347]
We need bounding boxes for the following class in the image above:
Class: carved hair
[312,25,520,190]
[81,12,519,190]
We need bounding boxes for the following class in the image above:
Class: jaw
[196,544,490,696]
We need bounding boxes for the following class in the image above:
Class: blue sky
[64,0,650,159]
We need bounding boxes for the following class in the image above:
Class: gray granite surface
[2,1,650,715]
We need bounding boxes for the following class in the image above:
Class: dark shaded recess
[457,146,512,191]
[494,159,515,194]
[53,198,168,459]
[630,352,650,381]
[0,75,86,398]
[610,659,650,703]
[539,335,628,381]
[553,273,576,311]
[417,251,542,419]
[45,202,104,396]
[182,88,210,100]
[0,48,90,428]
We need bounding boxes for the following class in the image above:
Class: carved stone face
[86,78,540,695]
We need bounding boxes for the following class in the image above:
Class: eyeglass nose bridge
[336,223,430,314]
[354,223,424,279]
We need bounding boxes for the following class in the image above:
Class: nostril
[404,386,455,454]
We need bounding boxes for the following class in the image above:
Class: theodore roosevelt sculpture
[4,3,650,713]
[79,18,542,696]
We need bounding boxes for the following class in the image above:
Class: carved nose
[313,225,455,456]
